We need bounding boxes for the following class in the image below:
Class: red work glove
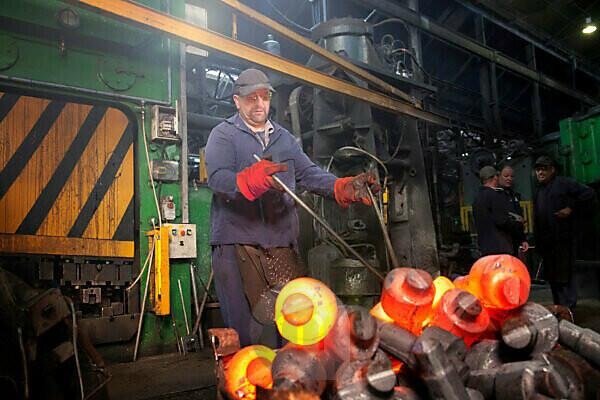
[236,159,288,201]
[334,172,381,208]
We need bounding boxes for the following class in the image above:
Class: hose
[65,297,85,400]
[133,239,154,361]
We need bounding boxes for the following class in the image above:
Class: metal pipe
[0,73,171,106]
[367,188,399,268]
[133,243,154,361]
[193,269,214,348]
[190,264,201,333]
[178,279,191,335]
[180,42,190,223]
[253,154,384,282]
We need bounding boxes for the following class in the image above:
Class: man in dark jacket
[473,166,523,256]
[205,68,378,346]
[497,164,529,256]
[533,155,595,309]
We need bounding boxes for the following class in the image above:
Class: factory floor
[102,284,600,400]
[104,348,217,400]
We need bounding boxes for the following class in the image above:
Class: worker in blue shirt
[205,68,378,346]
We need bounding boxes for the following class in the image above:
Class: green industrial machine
[0,0,212,357]
[560,108,600,185]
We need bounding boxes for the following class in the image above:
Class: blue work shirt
[205,113,338,247]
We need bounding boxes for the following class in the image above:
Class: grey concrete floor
[102,349,217,400]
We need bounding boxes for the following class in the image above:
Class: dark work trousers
[550,278,578,310]
[211,245,283,347]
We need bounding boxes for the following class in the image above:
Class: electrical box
[161,195,176,221]
[147,227,170,316]
[165,223,197,259]
[151,105,179,142]
[151,160,180,182]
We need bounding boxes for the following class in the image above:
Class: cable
[65,297,85,400]
[126,237,155,292]
[373,17,410,32]
[326,146,390,190]
[17,327,29,400]
[133,241,154,361]
[141,104,163,227]
[265,0,312,34]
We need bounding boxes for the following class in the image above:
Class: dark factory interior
[1,0,600,399]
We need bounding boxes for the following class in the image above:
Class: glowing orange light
[225,345,276,399]
[370,302,395,323]
[429,288,490,346]
[381,268,435,333]
[275,277,338,345]
[281,292,314,326]
[432,276,455,308]
[455,255,530,310]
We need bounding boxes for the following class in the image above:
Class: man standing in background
[533,155,595,310]
[473,166,523,256]
[497,164,529,256]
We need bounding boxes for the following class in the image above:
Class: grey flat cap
[534,155,555,167]
[233,68,275,96]
[479,165,498,181]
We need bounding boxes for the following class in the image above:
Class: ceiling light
[582,17,597,34]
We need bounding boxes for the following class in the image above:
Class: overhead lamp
[582,17,597,34]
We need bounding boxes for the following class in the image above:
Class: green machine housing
[0,0,212,357]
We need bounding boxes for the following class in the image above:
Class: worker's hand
[236,159,288,201]
[554,207,572,219]
[334,172,381,208]
[519,241,529,253]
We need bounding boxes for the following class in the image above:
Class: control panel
[161,195,176,221]
[165,223,197,259]
[151,105,179,142]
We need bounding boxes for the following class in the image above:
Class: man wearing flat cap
[533,155,595,310]
[205,68,379,346]
[472,165,524,256]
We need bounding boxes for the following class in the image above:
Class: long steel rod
[367,188,399,268]
[133,242,154,361]
[193,269,214,349]
[178,279,191,335]
[253,155,384,282]
[189,264,201,335]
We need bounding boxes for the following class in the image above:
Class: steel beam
[72,0,449,126]
[527,44,544,137]
[350,0,599,106]
[217,0,417,105]
[455,0,600,84]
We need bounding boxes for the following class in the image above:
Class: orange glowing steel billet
[225,345,276,399]
[275,277,338,345]
[454,254,530,310]
[370,302,395,323]
[432,276,455,308]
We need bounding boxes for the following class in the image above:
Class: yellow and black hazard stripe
[0,90,135,258]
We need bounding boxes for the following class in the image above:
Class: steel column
[475,16,495,134]
[526,45,543,137]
